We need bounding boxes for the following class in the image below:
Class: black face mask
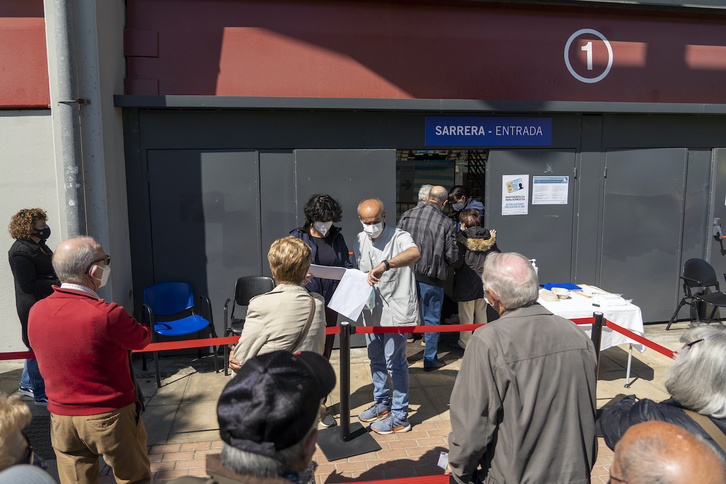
[33,227,51,240]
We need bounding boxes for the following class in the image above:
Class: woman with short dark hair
[290,194,353,428]
[599,326,726,458]
[7,208,59,407]
[290,194,353,360]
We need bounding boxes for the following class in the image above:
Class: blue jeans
[365,332,409,421]
[22,358,47,401]
[419,282,444,368]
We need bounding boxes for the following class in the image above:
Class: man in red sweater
[28,236,152,484]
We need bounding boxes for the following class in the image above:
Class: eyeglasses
[86,255,110,274]
[683,338,704,350]
[93,255,111,266]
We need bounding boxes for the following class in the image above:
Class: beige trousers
[51,403,151,484]
[458,298,488,348]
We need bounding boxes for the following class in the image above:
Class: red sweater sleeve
[106,302,152,349]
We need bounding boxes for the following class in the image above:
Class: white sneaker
[18,385,34,398]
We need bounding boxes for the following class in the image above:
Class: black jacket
[8,239,59,347]
[452,227,499,302]
[598,395,726,459]
[289,225,353,303]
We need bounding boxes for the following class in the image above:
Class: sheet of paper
[437,452,449,470]
[532,176,569,205]
[308,264,347,281]
[328,269,371,321]
[502,174,529,215]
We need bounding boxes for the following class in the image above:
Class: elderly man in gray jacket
[448,252,597,484]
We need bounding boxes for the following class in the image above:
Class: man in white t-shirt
[353,198,420,434]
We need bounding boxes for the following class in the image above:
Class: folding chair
[222,276,275,374]
[666,258,726,330]
[142,281,219,386]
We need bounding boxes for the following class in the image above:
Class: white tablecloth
[538,284,645,352]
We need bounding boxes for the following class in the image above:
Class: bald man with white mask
[354,198,420,435]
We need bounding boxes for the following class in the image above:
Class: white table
[538,284,645,386]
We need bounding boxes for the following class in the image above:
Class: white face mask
[313,221,333,237]
[90,265,110,289]
[362,221,384,239]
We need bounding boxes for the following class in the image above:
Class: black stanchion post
[316,322,381,461]
[339,321,351,441]
[592,312,604,378]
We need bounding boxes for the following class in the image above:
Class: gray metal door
[293,149,397,250]
[487,149,577,284]
[148,150,261,332]
[710,149,726,269]
[600,149,687,322]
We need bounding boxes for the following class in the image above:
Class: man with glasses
[28,236,152,484]
[448,252,598,484]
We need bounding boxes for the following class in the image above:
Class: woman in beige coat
[229,236,326,371]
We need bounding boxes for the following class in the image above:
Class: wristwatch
[382,260,390,271]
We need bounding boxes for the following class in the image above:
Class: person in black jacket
[290,195,353,358]
[452,209,499,349]
[7,208,59,406]
[289,194,353,428]
[598,326,726,459]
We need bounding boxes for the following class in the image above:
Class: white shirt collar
[60,282,100,300]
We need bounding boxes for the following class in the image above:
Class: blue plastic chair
[142,281,219,386]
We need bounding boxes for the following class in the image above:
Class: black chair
[223,276,275,374]
[142,281,220,386]
[666,258,726,330]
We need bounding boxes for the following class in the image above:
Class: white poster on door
[502,175,529,215]
[532,176,569,205]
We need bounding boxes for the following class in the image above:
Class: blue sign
[425,116,552,147]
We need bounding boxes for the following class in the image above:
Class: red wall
[0,1,49,108]
[125,0,726,104]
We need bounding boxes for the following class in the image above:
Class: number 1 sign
[564,28,613,83]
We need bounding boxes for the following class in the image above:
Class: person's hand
[368,263,386,285]
[303,273,314,285]
[229,350,242,373]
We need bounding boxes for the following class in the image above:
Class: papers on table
[327,269,371,321]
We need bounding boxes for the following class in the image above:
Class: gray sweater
[448,304,598,484]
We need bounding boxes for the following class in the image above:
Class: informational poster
[532,176,569,205]
[502,175,529,215]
